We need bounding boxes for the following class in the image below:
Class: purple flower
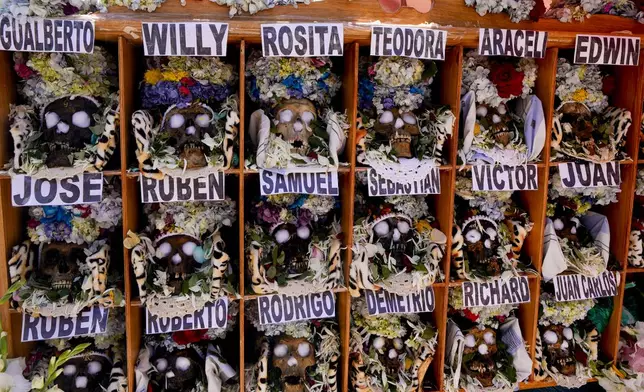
[63,3,79,15]
[296,209,313,227]
[287,88,304,99]
[257,203,281,224]
[383,97,395,110]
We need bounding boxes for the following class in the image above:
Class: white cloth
[499,317,531,382]
[446,320,465,389]
[542,218,567,282]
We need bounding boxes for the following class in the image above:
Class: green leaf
[0,279,26,304]
[381,267,391,280]
[267,266,277,279]
[277,251,285,265]
[272,246,278,263]
[276,274,288,286]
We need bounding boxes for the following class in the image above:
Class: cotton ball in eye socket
[275,229,290,244]
[554,219,564,231]
[195,114,210,127]
[485,227,497,239]
[87,361,102,375]
[274,344,288,357]
[465,230,481,243]
[497,105,507,115]
[374,221,390,236]
[169,114,185,129]
[397,221,410,234]
[483,331,495,345]
[393,338,403,350]
[72,111,91,128]
[182,241,197,256]
[402,113,416,124]
[563,328,573,340]
[75,376,88,389]
[63,364,77,376]
[543,330,558,344]
[484,239,492,248]
[388,349,398,359]
[45,112,60,128]
[380,111,393,123]
[478,344,489,355]
[297,226,310,240]
[298,342,310,357]
[476,106,487,118]
[301,111,314,124]
[175,357,191,371]
[157,242,172,257]
[373,337,385,350]
[492,114,502,124]
[570,226,577,234]
[155,358,168,372]
[279,110,293,123]
[464,334,476,348]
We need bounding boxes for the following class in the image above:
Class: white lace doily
[160,166,226,179]
[360,152,440,184]
[379,273,436,295]
[465,147,528,166]
[146,294,212,318]
[23,301,92,318]
[270,279,336,296]
[12,164,91,179]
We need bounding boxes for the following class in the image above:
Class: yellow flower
[578,64,587,79]
[144,69,163,85]
[474,123,481,136]
[161,70,188,82]
[571,88,588,102]
[415,220,433,234]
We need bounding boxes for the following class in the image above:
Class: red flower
[178,86,191,96]
[172,329,206,345]
[602,75,616,97]
[27,219,38,228]
[463,309,479,322]
[489,63,524,99]
[14,63,34,79]
[180,77,197,87]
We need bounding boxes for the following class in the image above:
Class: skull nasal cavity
[395,118,404,129]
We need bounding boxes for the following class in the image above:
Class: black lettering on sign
[21,306,109,342]
[478,28,547,58]
[574,35,640,66]
[259,170,339,196]
[145,297,228,334]
[461,276,530,307]
[471,164,538,191]
[367,168,440,196]
[11,173,103,207]
[553,271,618,302]
[139,173,225,203]
[558,161,621,189]
[142,22,228,56]
[365,287,435,315]
[370,26,446,60]
[0,15,93,53]
[261,23,343,57]
[257,291,336,325]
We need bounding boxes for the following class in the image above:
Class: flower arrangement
[545,0,644,22]
[133,56,240,178]
[552,58,631,163]
[9,49,119,176]
[449,286,516,327]
[7,184,123,317]
[209,0,309,17]
[452,175,533,280]
[246,194,343,295]
[350,298,438,392]
[124,199,237,318]
[464,0,536,22]
[106,0,166,11]
[0,320,30,392]
[459,52,544,165]
[1,0,108,17]
[350,186,447,296]
[246,53,348,169]
[548,171,620,216]
[629,169,644,267]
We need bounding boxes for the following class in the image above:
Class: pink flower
[310,58,326,67]
[368,65,376,77]
[14,63,34,79]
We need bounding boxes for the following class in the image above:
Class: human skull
[154,234,204,293]
[553,216,581,243]
[371,336,404,376]
[37,242,83,290]
[542,325,576,376]
[271,222,312,276]
[370,214,414,270]
[461,216,501,275]
[476,104,514,147]
[150,348,204,392]
[160,104,216,169]
[274,99,317,156]
[55,352,112,392]
[41,96,99,168]
[374,109,420,158]
[272,336,315,392]
[463,327,498,387]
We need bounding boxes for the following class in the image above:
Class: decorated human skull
[271,222,312,275]
[159,104,216,169]
[150,347,205,392]
[36,242,84,290]
[460,216,501,275]
[374,108,421,158]
[272,336,316,392]
[541,325,576,376]
[154,234,204,293]
[274,99,317,155]
[475,104,515,147]
[371,336,404,376]
[462,327,498,387]
[370,214,414,268]
[55,352,112,392]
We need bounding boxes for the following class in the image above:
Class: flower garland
[554,59,608,113]
[1,0,108,17]
[464,0,536,22]
[545,0,644,23]
[449,287,516,327]
[548,171,620,215]
[598,322,644,391]
[106,0,166,11]
[539,293,595,327]
[209,0,309,17]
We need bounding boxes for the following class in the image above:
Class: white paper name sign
[462,276,530,307]
[142,22,228,56]
[558,162,620,188]
[12,173,103,206]
[257,291,336,325]
[471,164,538,191]
[140,173,225,203]
[146,297,229,334]
[370,25,446,60]
[261,23,343,57]
[365,287,435,315]
[0,15,94,53]
[259,170,339,196]
[478,28,547,58]
[367,168,440,196]
[553,272,618,302]
[574,35,640,66]
[22,306,109,342]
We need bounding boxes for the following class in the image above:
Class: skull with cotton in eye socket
[542,325,576,376]
[370,215,414,270]
[272,336,316,392]
[272,223,312,276]
[55,353,112,392]
[371,336,404,376]
[154,234,203,293]
[41,96,99,168]
[274,99,317,156]
[150,348,204,392]
[160,104,215,169]
[476,104,514,147]
[374,108,420,159]
[37,242,83,291]
[461,217,501,275]
[462,327,498,387]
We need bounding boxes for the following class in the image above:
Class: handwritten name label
[367,168,440,196]
[140,173,225,203]
[146,298,228,334]
[142,22,228,56]
[261,23,343,57]
[478,29,547,58]
[558,162,620,188]
[462,276,530,307]
[260,170,339,196]
[365,287,435,315]
[257,291,336,325]
[471,164,538,191]
[370,26,446,60]
[574,35,640,66]
[0,15,94,53]
[12,173,103,207]
[22,306,108,342]
[553,272,618,302]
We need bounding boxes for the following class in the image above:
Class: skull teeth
[182,142,204,152]
[52,280,72,290]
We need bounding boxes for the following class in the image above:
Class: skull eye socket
[388,348,398,359]
[464,334,476,348]
[393,338,404,350]
[195,114,210,127]
[402,113,417,125]
[169,113,185,129]
[175,357,191,371]
[483,331,495,345]
[275,229,290,244]
[57,122,70,134]
[543,330,558,344]
[279,109,293,123]
[563,327,573,340]
[296,226,311,240]
[297,342,311,357]
[373,336,385,350]
[274,343,288,358]
[45,112,60,128]
[182,241,197,256]
[155,358,168,372]
[379,111,394,124]
[397,221,410,234]
[72,111,91,128]
[87,361,102,375]
[63,364,77,376]
[465,229,481,243]
[158,242,172,257]
[301,111,315,124]
[374,221,390,237]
